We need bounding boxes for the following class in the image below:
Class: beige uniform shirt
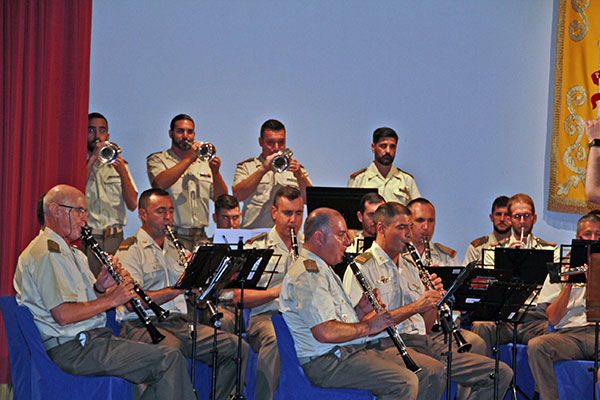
[115,228,187,320]
[537,276,588,330]
[86,162,137,229]
[416,242,460,266]
[463,232,504,266]
[347,162,420,205]
[147,149,214,229]
[482,233,559,268]
[13,228,105,342]
[233,156,309,229]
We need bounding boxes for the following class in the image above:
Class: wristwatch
[589,139,600,148]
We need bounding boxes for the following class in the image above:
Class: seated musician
[527,212,600,400]
[343,202,512,400]
[279,207,438,400]
[348,192,385,253]
[14,184,196,399]
[115,188,247,400]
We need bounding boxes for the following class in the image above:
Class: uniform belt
[43,335,77,351]
[91,225,123,236]
[174,226,206,236]
[298,354,324,366]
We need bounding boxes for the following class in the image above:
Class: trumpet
[97,141,122,164]
[198,142,216,162]
[272,148,293,173]
[405,242,471,353]
[164,225,222,327]
[81,226,168,344]
[345,254,421,373]
[290,228,299,262]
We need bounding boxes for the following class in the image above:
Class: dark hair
[36,195,45,225]
[407,197,434,211]
[138,188,171,209]
[359,192,385,213]
[215,194,240,212]
[577,212,600,234]
[373,202,411,225]
[260,119,285,137]
[88,112,108,126]
[507,193,535,215]
[273,186,302,206]
[372,127,398,144]
[491,196,509,213]
[169,114,195,130]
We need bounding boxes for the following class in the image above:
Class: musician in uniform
[14,184,196,400]
[348,127,420,205]
[344,202,511,399]
[527,212,600,400]
[115,188,247,400]
[232,119,311,229]
[236,186,304,400]
[213,194,242,229]
[471,193,558,357]
[86,112,138,276]
[348,192,385,253]
[147,113,228,249]
[407,198,461,266]
[279,207,436,400]
[463,196,511,265]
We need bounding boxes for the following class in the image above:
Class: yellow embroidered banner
[548,0,600,213]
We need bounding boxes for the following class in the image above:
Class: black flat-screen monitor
[306,186,378,230]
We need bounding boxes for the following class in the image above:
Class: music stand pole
[190,292,199,399]
[494,319,501,400]
[231,278,245,400]
[594,322,599,400]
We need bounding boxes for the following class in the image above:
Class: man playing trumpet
[86,112,138,276]
[147,113,228,249]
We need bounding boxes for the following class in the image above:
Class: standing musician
[407,198,461,266]
[463,196,511,265]
[280,207,433,400]
[147,113,228,249]
[348,127,420,205]
[86,112,138,276]
[348,192,386,253]
[115,188,247,400]
[14,184,196,400]
[343,202,512,399]
[527,212,600,400]
[471,193,558,357]
[237,186,304,400]
[232,119,312,229]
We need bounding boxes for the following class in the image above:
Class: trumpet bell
[198,142,216,161]
[98,142,122,164]
[272,148,293,173]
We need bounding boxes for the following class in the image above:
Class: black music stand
[306,186,376,230]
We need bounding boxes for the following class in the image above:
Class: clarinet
[81,226,167,344]
[345,255,422,373]
[290,228,300,262]
[423,237,433,266]
[164,225,222,327]
[404,242,471,353]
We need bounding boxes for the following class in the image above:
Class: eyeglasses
[56,203,88,216]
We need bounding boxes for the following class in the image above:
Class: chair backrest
[271,313,314,390]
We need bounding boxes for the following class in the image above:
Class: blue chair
[271,313,375,400]
[554,360,599,400]
[498,343,535,400]
[0,296,133,400]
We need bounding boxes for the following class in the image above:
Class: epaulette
[470,236,489,248]
[497,237,510,247]
[47,240,61,253]
[303,259,319,273]
[354,252,373,264]
[118,236,137,251]
[434,242,456,258]
[236,157,256,166]
[245,232,268,245]
[349,167,367,179]
[146,151,162,160]
[396,167,415,179]
[537,238,557,247]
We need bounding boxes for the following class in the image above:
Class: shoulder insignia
[497,238,510,247]
[236,157,256,166]
[118,236,137,251]
[47,240,61,253]
[245,232,268,245]
[396,167,414,179]
[303,259,319,273]
[434,242,456,258]
[536,238,557,247]
[146,151,162,159]
[470,236,489,248]
[354,252,373,264]
[349,167,367,179]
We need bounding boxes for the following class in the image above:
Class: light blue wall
[90,0,577,260]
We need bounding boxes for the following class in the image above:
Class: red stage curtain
[0,0,92,386]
